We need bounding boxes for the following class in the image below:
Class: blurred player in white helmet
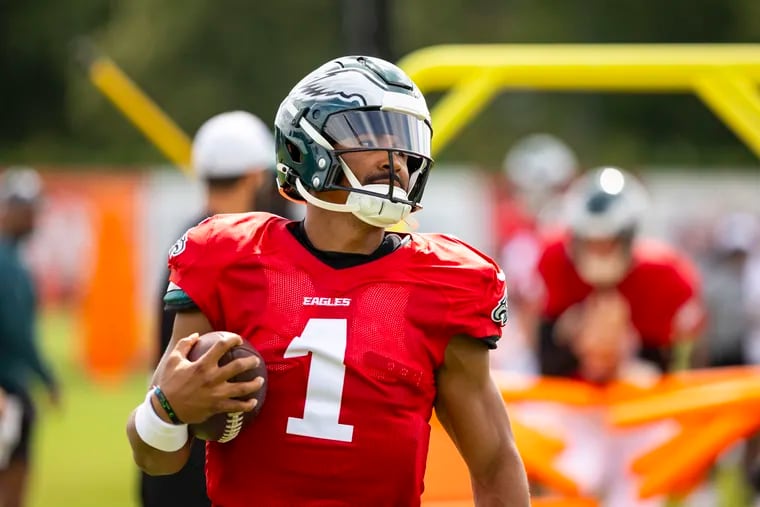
[491,134,579,374]
[503,133,579,225]
[516,166,705,506]
[140,110,276,507]
[537,165,704,384]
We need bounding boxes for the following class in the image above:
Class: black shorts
[2,388,35,464]
[139,438,210,507]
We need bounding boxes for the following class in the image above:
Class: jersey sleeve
[442,240,509,348]
[165,217,225,328]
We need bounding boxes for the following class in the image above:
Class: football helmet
[503,133,578,194]
[274,56,433,228]
[564,167,648,286]
[564,166,648,240]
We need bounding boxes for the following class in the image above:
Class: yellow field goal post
[396,43,760,158]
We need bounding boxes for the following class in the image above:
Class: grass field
[22,311,751,507]
[27,311,146,507]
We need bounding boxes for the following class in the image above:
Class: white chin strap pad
[346,184,412,228]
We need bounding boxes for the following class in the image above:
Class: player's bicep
[435,335,517,479]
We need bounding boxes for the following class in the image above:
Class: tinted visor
[323,110,432,157]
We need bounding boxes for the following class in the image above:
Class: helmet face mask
[275,56,434,223]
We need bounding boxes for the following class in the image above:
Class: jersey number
[284,318,354,442]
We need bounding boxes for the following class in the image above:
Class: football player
[524,166,704,505]
[492,133,579,374]
[126,56,530,506]
[536,166,704,382]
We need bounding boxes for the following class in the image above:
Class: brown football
[186,331,267,443]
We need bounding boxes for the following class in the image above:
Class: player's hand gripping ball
[187,331,267,442]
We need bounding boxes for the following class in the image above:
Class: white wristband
[134,390,189,452]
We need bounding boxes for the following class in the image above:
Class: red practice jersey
[537,232,703,347]
[167,213,507,507]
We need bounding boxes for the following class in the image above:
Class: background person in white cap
[140,110,277,507]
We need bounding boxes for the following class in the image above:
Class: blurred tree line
[2,0,760,170]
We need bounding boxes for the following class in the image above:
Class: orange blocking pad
[633,411,760,499]
[79,179,142,380]
[423,499,598,507]
[32,171,145,381]
[422,416,474,502]
[610,367,760,427]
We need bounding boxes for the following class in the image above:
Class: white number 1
[284,318,354,442]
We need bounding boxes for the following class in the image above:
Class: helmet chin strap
[295,178,360,213]
[296,158,412,229]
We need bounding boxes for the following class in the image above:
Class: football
[186,331,267,443]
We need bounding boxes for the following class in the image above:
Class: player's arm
[126,311,208,475]
[126,310,262,475]
[435,335,530,507]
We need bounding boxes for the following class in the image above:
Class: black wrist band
[152,385,183,425]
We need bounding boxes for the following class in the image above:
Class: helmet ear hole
[286,140,302,163]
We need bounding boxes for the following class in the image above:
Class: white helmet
[503,134,578,193]
[565,167,648,239]
[192,111,275,178]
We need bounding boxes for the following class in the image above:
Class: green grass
[27,310,146,507]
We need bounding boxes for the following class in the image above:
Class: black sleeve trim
[163,289,200,312]
[163,301,200,312]
[477,336,500,350]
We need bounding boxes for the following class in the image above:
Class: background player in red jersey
[520,166,704,506]
[535,166,704,382]
[492,133,579,374]
[125,55,529,507]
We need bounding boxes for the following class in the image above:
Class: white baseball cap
[191,111,275,178]
[0,166,43,204]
